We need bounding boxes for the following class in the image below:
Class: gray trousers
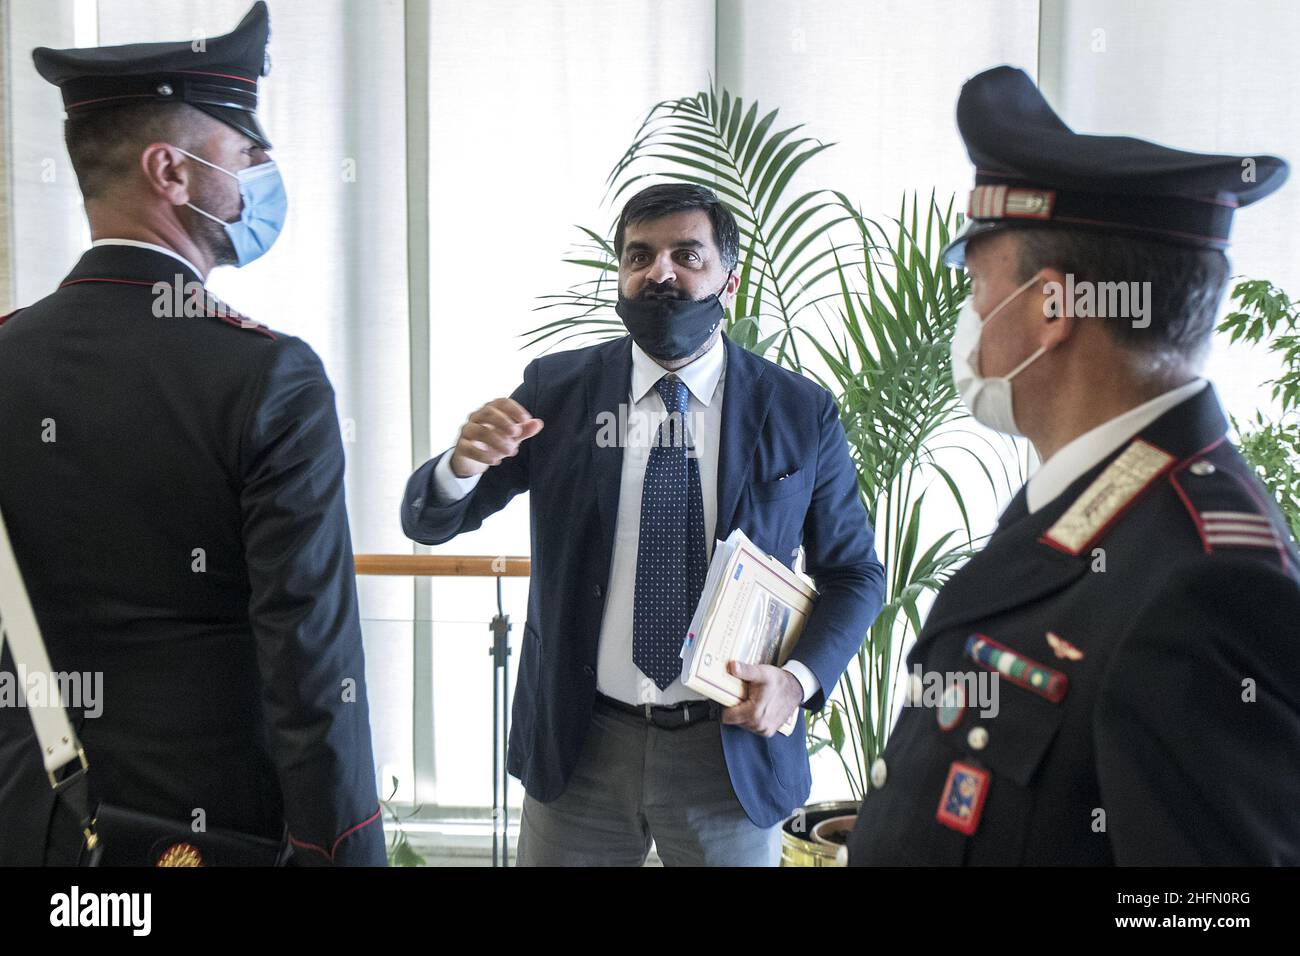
[515,704,781,866]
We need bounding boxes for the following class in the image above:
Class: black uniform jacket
[0,245,385,866]
[848,384,1300,865]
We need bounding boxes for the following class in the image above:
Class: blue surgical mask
[173,146,287,267]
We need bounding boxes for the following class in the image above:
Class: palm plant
[526,86,1017,798]
[798,193,1023,796]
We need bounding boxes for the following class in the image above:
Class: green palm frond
[523,86,857,364]
[802,192,1015,776]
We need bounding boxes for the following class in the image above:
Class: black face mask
[615,275,729,361]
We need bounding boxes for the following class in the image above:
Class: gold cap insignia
[968,185,1057,221]
[1046,631,1084,661]
[156,842,204,867]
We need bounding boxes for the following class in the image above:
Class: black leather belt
[594,691,721,730]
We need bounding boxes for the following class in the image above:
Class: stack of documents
[679,528,818,736]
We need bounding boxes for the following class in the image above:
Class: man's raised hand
[449,397,544,478]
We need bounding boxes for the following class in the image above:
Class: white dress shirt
[91,238,205,279]
[1027,378,1208,514]
[431,337,819,707]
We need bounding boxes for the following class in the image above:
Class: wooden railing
[353,555,530,577]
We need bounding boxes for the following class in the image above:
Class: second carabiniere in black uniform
[848,66,1300,866]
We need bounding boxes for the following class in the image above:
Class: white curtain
[717,0,1040,225]
[4,0,83,307]
[1040,0,1300,420]
[0,2,9,307]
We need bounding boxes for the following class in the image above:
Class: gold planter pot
[779,799,860,867]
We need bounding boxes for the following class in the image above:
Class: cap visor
[194,104,271,149]
[942,220,1020,268]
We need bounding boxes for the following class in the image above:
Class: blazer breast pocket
[750,467,810,502]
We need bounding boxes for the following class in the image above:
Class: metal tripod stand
[488,575,512,867]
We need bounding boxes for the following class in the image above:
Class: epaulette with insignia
[1169,455,1287,561]
[54,276,277,340]
[202,291,276,341]
[211,310,276,341]
[1042,439,1176,555]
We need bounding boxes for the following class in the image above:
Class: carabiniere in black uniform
[848,67,1300,866]
[0,3,384,866]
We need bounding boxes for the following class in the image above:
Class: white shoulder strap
[0,505,85,780]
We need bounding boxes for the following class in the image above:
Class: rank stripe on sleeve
[1169,452,1290,564]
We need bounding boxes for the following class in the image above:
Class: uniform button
[1190,460,1216,476]
[582,665,595,677]
[592,584,603,598]
[967,727,989,750]
[870,757,887,790]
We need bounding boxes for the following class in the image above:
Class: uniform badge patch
[937,683,965,731]
[1042,439,1175,555]
[936,760,989,835]
[966,633,1068,703]
[1045,631,1084,660]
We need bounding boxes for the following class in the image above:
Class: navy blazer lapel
[588,336,633,569]
[716,333,775,538]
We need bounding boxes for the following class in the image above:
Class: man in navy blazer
[402,184,884,865]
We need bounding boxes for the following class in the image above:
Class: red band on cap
[174,69,257,85]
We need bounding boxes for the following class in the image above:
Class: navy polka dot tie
[633,375,708,691]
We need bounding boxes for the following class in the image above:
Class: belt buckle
[661,702,693,730]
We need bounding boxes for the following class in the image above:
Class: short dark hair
[1009,227,1229,359]
[613,183,740,273]
[65,102,205,200]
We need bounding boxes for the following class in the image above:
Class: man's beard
[187,178,240,268]
[636,278,690,301]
